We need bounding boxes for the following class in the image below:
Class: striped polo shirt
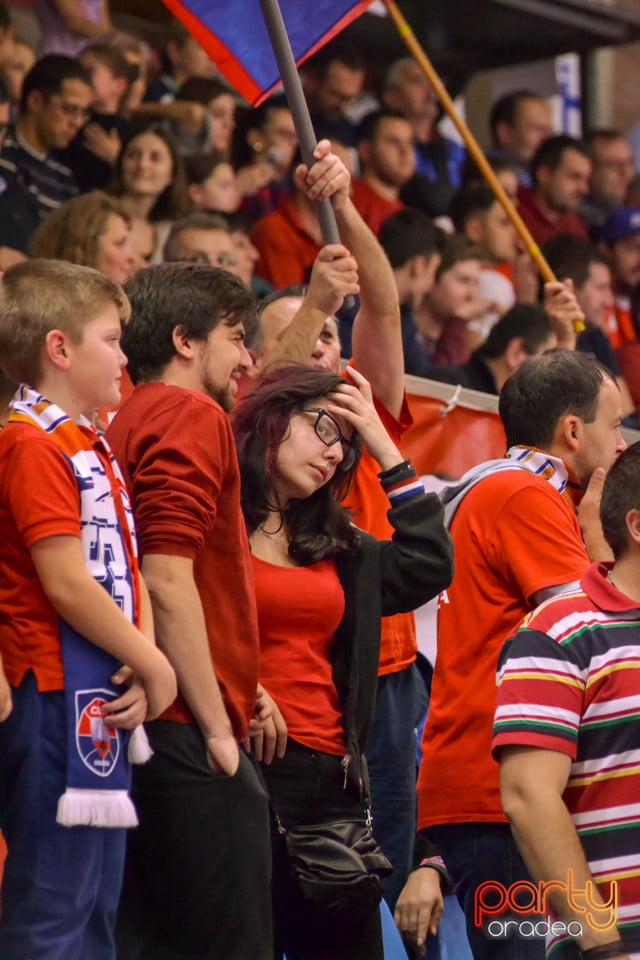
[492,562,640,958]
[0,128,79,222]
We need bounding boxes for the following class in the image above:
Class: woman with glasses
[231,364,453,960]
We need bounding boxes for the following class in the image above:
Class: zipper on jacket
[341,753,351,790]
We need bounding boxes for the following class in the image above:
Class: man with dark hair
[494,439,640,960]
[378,206,444,377]
[581,128,635,233]
[542,232,636,418]
[517,134,592,245]
[350,108,415,236]
[403,350,626,959]
[302,41,365,146]
[427,303,556,393]
[403,233,486,373]
[488,89,553,187]
[450,181,520,344]
[106,264,274,960]
[0,54,91,224]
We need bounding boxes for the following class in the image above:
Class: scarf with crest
[9,386,151,828]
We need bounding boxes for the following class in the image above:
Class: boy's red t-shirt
[0,423,82,690]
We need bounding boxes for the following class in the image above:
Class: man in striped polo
[493,442,640,960]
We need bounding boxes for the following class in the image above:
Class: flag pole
[258,0,343,247]
[384,0,584,331]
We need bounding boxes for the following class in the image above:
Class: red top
[417,468,589,829]
[517,186,589,246]
[0,421,127,690]
[106,382,260,739]
[252,555,346,755]
[350,178,404,236]
[250,195,320,288]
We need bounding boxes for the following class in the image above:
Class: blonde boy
[0,260,175,960]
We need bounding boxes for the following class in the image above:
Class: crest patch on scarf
[75,689,120,777]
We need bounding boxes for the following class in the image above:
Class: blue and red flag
[160,0,375,105]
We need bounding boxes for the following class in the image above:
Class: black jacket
[333,460,453,797]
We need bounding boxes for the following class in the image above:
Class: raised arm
[296,140,404,417]
[260,242,359,369]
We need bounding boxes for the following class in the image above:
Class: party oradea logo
[75,689,120,777]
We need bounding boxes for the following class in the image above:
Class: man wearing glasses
[162,211,239,272]
[0,54,91,228]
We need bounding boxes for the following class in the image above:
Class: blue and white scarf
[9,386,151,828]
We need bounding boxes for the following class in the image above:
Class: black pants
[116,720,273,960]
[262,739,384,960]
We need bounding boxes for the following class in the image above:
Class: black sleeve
[376,460,454,617]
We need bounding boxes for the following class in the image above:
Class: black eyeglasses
[303,407,357,471]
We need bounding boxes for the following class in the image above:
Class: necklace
[259,516,287,545]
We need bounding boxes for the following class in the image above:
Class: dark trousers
[262,738,384,960]
[116,720,273,960]
[0,671,126,960]
[366,660,429,911]
[429,822,546,960]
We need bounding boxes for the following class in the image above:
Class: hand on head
[324,367,404,472]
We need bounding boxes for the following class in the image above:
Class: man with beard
[517,135,591,246]
[106,264,275,960]
[350,109,416,236]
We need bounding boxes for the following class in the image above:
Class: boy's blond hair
[0,259,131,385]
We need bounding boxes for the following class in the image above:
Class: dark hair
[499,349,607,449]
[176,76,231,105]
[310,40,364,79]
[184,150,228,185]
[489,89,542,145]
[232,365,361,564]
[435,233,484,281]
[450,183,498,233]
[231,93,290,169]
[531,135,591,183]
[0,2,10,30]
[121,262,255,383]
[108,122,190,222]
[379,208,443,268]
[600,441,640,558]
[357,107,408,145]
[20,54,90,113]
[585,128,628,150]
[479,304,553,361]
[541,233,609,290]
[0,72,8,105]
